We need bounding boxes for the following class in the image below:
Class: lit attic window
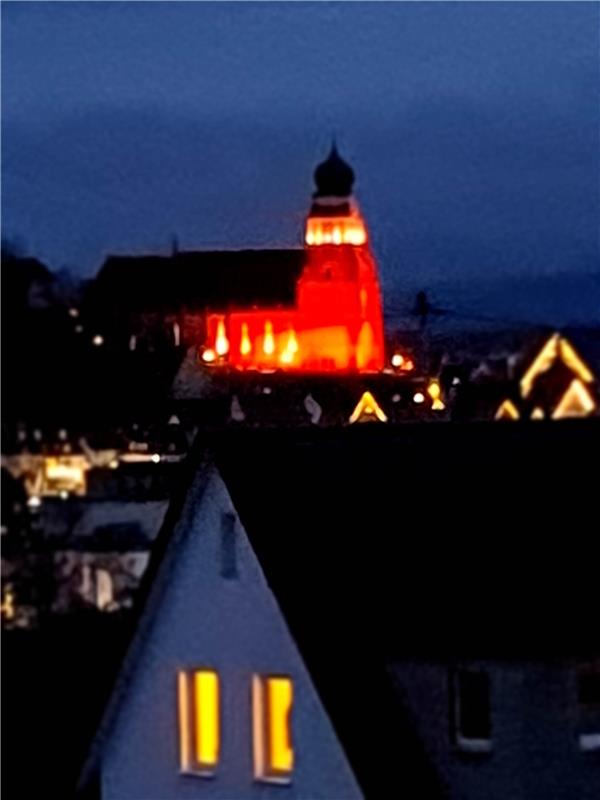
[252,674,294,783]
[178,669,220,775]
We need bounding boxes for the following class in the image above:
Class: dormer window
[577,666,600,751]
[451,668,492,753]
[178,669,220,775]
[252,674,294,783]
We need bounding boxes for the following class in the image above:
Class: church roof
[93,249,305,314]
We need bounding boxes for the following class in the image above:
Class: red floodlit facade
[203,146,386,373]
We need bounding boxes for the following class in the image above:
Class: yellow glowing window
[42,456,87,496]
[178,669,220,775]
[252,674,294,783]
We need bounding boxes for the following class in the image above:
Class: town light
[201,348,216,364]
[413,392,425,404]
[391,353,404,368]
[427,381,446,410]
[92,335,104,346]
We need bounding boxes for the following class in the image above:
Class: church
[201,145,386,373]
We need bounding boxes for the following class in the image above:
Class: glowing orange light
[305,215,368,248]
[268,678,293,773]
[240,322,252,356]
[552,378,596,419]
[520,334,595,398]
[559,338,594,384]
[194,671,220,768]
[178,672,190,770]
[42,456,87,496]
[402,359,415,372]
[253,675,294,782]
[279,329,299,365]
[263,321,275,356]
[349,391,388,423]
[215,319,229,357]
[179,670,220,774]
[356,322,375,370]
[427,381,445,410]
[520,334,559,397]
[495,399,520,420]
[202,348,216,363]
[1,587,15,620]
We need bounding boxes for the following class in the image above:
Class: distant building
[494,332,598,421]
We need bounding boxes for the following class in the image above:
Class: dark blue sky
[2,1,599,321]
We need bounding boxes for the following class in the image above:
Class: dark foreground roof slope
[68,419,600,800]
[211,421,600,795]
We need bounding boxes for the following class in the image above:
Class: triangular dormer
[552,378,596,419]
[349,391,388,424]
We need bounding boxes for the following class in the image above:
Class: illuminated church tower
[204,145,385,373]
[298,144,385,370]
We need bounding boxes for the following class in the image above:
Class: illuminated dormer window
[178,669,220,775]
[252,674,294,783]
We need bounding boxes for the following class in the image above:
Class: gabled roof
[92,249,305,314]
[76,419,600,798]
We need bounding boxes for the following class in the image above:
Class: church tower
[296,144,385,370]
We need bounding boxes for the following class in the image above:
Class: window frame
[577,666,600,753]
[252,673,294,784]
[177,668,221,777]
[450,667,493,754]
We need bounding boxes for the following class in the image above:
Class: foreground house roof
[72,419,600,799]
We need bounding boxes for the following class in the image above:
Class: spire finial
[331,132,338,155]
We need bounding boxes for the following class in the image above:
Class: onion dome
[313,143,355,198]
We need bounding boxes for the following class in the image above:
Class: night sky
[2,2,599,323]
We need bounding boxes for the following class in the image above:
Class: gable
[349,391,388,424]
[520,334,595,399]
[552,379,596,420]
[495,399,520,421]
[97,468,361,800]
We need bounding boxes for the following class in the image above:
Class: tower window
[178,669,220,775]
[451,669,492,752]
[252,674,294,783]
